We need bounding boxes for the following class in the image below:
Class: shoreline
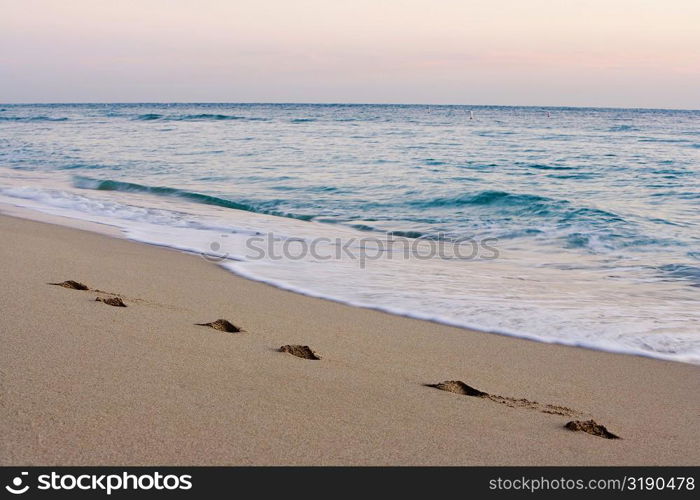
[2,198,695,366]
[1,211,699,465]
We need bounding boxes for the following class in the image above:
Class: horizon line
[1,101,699,113]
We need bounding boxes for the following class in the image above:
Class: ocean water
[1,103,699,363]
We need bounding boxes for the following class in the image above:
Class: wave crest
[72,176,315,221]
[134,113,265,122]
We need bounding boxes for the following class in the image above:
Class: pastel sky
[1,0,699,108]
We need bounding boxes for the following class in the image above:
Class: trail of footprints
[49,279,621,440]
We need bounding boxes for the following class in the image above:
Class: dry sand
[0,213,698,465]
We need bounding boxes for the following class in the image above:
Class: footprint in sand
[95,296,127,307]
[195,319,242,333]
[280,345,321,360]
[427,380,487,397]
[49,280,157,308]
[427,380,582,417]
[49,280,89,290]
[565,419,620,439]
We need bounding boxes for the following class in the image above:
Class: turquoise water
[1,103,699,362]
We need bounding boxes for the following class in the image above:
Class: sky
[1,0,699,108]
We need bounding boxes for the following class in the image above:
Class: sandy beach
[1,212,698,465]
